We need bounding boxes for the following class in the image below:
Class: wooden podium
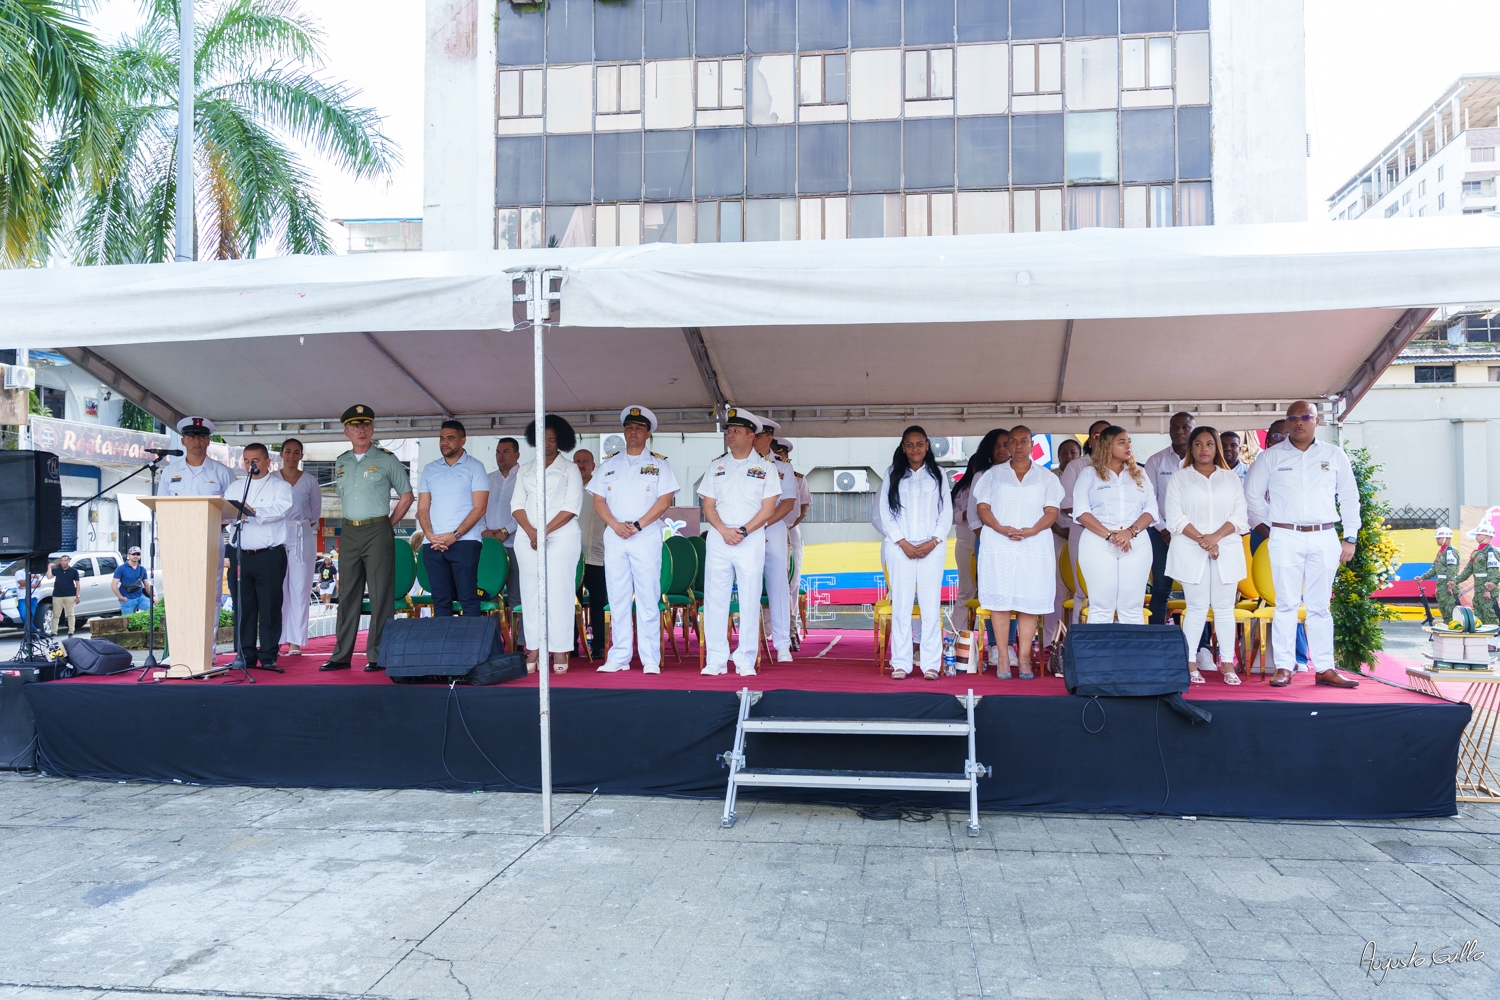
[139,496,231,677]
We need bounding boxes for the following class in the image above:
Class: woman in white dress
[1164,426,1249,685]
[274,438,322,655]
[512,414,584,674]
[974,426,1064,679]
[872,426,950,680]
[1071,426,1158,624]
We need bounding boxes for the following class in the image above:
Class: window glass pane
[957,0,1007,43]
[1064,38,1118,110]
[826,54,847,102]
[643,202,694,242]
[696,128,745,195]
[523,69,544,115]
[800,55,823,103]
[1121,38,1144,89]
[547,0,594,63]
[1122,185,1147,227]
[1067,185,1118,228]
[645,130,695,199]
[645,0,693,58]
[1120,108,1173,182]
[721,201,743,239]
[800,0,849,50]
[904,118,955,188]
[1011,0,1062,39]
[1176,0,1209,31]
[851,0,901,46]
[498,5,545,66]
[849,193,882,237]
[905,0,955,45]
[1011,113,1063,183]
[1150,184,1172,226]
[956,43,1007,114]
[645,60,696,128]
[850,121,901,190]
[1178,180,1211,225]
[595,131,644,201]
[748,54,796,123]
[1013,44,1035,93]
[850,48,903,119]
[930,48,954,98]
[747,0,796,53]
[596,0,643,60]
[546,134,593,203]
[1147,36,1171,88]
[798,123,849,193]
[697,0,745,56]
[956,190,1009,233]
[1175,33,1209,104]
[745,199,780,240]
[499,72,522,118]
[546,65,594,133]
[1065,0,1118,36]
[497,136,544,204]
[1120,0,1172,33]
[906,51,928,99]
[724,59,745,105]
[747,125,795,194]
[547,205,595,246]
[957,116,1009,187]
[1177,105,1210,178]
[1065,110,1116,183]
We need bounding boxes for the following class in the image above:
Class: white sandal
[1189,669,1206,684]
[891,669,909,680]
[1222,663,1242,686]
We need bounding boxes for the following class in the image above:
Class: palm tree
[0,0,108,266]
[69,0,399,263]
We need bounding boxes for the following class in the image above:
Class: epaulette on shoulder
[651,451,667,460]
[713,451,727,460]
[605,451,620,459]
[376,446,394,454]
[794,471,805,478]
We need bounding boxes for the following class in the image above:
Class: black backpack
[63,636,135,675]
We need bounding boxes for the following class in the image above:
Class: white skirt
[977,525,1057,615]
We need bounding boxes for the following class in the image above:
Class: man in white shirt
[1243,401,1362,689]
[1141,412,1194,625]
[227,443,293,670]
[589,406,680,673]
[416,420,491,618]
[754,417,800,662]
[1221,431,1249,481]
[699,409,783,676]
[482,436,521,604]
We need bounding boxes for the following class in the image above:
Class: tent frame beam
[683,327,728,417]
[362,332,454,418]
[60,347,186,429]
[1336,307,1436,418]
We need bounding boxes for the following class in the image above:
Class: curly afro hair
[524,413,578,452]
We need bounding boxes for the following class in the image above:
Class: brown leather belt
[1271,522,1336,532]
[343,516,390,528]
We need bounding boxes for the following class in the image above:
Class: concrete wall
[423,0,498,252]
[1210,0,1307,223]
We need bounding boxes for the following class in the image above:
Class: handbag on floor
[63,636,135,675]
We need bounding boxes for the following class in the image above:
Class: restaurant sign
[29,415,171,466]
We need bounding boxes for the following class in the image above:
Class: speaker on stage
[381,616,526,685]
[1063,624,1210,723]
[0,450,62,558]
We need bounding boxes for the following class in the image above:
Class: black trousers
[424,540,482,617]
[579,562,607,656]
[233,544,286,662]
[1147,527,1171,626]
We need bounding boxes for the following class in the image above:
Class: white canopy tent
[5,217,1497,441]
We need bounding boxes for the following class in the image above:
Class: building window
[1438,193,1446,209]
[1012,42,1062,95]
[1489,366,1500,382]
[1418,180,1427,196]
[1472,147,1496,162]
[1402,191,1411,205]
[498,69,543,120]
[596,203,643,246]
[904,192,954,236]
[1179,181,1211,225]
[1066,111,1118,183]
[905,48,954,101]
[1013,188,1064,232]
[597,64,642,115]
[956,190,1010,233]
[1438,166,1445,182]
[1068,186,1120,228]
[799,52,847,105]
[696,201,743,242]
[1384,203,1400,218]
[799,196,848,239]
[696,59,745,110]
[498,207,545,249]
[849,192,903,237]
[1466,315,1500,342]
[1121,36,1172,91]
[1414,365,1456,384]
[1464,207,1488,215]
[1123,184,1172,227]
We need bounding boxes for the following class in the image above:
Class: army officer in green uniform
[1456,521,1500,625]
[1417,526,1460,623]
[320,405,414,671]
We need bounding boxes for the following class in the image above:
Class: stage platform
[23,630,1470,820]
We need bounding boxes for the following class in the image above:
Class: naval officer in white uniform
[163,416,238,498]
[753,417,799,662]
[588,406,680,674]
[1243,400,1363,689]
[699,409,783,676]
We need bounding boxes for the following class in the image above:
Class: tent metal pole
[531,270,553,836]
[175,0,194,262]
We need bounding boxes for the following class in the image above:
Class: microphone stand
[224,467,258,683]
[142,459,164,669]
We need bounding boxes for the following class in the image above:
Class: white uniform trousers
[1078,531,1152,624]
[514,528,583,653]
[1269,527,1339,672]
[788,525,805,637]
[762,523,792,653]
[1180,566,1239,663]
[279,521,317,645]
[1067,522,1086,623]
[704,529,766,672]
[885,541,946,675]
[602,527,664,669]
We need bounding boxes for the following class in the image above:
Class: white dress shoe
[701,663,728,676]
[776,648,793,663]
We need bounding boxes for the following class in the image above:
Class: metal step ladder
[718,688,991,836]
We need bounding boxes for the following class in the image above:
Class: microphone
[145,447,184,456]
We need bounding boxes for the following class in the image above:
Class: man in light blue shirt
[417,420,491,616]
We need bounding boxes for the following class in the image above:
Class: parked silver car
[0,552,164,634]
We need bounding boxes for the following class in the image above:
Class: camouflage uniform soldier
[1456,522,1500,624]
[1417,527,1461,623]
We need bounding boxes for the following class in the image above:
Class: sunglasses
[1287,413,1317,422]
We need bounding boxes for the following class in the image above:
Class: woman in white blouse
[1071,426,1158,624]
[512,414,585,674]
[872,426,950,680]
[1164,427,1249,685]
[974,426,1064,679]
[273,438,322,655]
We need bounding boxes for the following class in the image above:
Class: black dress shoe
[319,660,351,671]
[363,661,383,672]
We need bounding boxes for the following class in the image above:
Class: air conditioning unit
[602,434,626,456]
[930,436,965,461]
[2,365,37,391]
[833,469,869,493]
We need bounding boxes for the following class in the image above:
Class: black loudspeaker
[1063,624,1210,723]
[0,450,62,558]
[381,616,526,685]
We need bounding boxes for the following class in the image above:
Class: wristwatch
[631,520,642,531]
[737,525,749,538]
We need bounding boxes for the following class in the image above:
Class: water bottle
[943,636,957,676]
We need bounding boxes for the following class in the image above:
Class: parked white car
[0,552,164,633]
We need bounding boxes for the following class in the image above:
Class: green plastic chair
[366,538,417,616]
[411,547,434,610]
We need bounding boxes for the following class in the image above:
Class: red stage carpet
[64,628,1440,706]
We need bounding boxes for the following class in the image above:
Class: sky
[87,0,1500,231]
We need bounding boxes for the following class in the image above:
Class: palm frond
[198,0,321,80]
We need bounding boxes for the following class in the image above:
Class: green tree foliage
[118,397,156,430]
[1332,447,1400,673]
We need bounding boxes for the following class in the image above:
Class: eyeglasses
[1266,433,1287,442]
[1287,413,1317,422]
